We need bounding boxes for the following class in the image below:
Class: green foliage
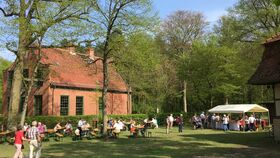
[113,32,169,113]
[216,0,280,42]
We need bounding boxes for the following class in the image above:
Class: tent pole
[268,111,270,126]
[243,112,245,132]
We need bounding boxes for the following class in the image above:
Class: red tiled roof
[39,48,128,92]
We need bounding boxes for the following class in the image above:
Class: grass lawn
[1,127,280,158]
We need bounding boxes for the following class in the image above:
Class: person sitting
[37,122,46,139]
[112,121,123,138]
[151,118,158,128]
[54,122,62,133]
[73,128,81,141]
[117,120,126,131]
[64,121,73,135]
[81,121,91,137]
[130,121,136,136]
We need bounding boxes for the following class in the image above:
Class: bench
[55,133,64,141]
[264,126,273,137]
[0,131,14,144]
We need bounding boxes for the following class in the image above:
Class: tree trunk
[210,96,213,108]
[7,59,24,130]
[225,97,229,105]
[183,80,187,113]
[7,0,31,130]
[20,63,39,126]
[102,56,109,135]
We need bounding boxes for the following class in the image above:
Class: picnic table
[0,131,14,144]
[133,126,144,137]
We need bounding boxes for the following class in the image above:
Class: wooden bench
[55,133,64,141]
[0,131,14,144]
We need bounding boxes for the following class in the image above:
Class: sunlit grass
[0,127,279,158]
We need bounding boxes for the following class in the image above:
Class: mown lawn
[1,127,279,158]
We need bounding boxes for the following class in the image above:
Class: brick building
[2,47,132,116]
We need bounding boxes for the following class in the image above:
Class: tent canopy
[208,104,269,113]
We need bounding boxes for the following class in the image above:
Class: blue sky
[0,0,238,61]
[153,0,237,22]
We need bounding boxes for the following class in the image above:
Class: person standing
[13,125,27,158]
[222,114,229,132]
[166,116,170,134]
[168,114,174,129]
[178,114,184,133]
[200,112,206,129]
[248,114,256,131]
[26,121,41,158]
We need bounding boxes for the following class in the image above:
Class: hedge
[0,114,147,129]
[0,112,193,129]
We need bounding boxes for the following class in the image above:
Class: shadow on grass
[180,131,280,158]
[41,131,280,158]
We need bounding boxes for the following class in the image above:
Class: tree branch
[0,7,19,17]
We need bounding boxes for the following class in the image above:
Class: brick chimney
[87,47,95,59]
[68,46,76,55]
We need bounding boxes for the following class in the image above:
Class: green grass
[1,128,280,158]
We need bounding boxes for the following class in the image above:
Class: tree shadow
[41,131,280,158]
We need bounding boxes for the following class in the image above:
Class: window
[35,69,43,87]
[34,95,42,115]
[8,71,13,88]
[60,96,69,116]
[19,97,25,113]
[76,96,83,115]
[98,97,103,114]
[23,69,29,78]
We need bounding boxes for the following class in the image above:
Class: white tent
[208,104,269,113]
[208,104,270,130]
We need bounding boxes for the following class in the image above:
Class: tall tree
[0,0,91,129]
[161,10,207,113]
[89,0,155,134]
[219,0,280,43]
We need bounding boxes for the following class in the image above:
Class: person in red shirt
[13,125,27,158]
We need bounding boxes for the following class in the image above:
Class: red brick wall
[2,70,8,115]
[48,88,129,116]
[107,93,129,114]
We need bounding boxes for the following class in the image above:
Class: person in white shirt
[112,121,122,137]
[200,112,206,128]
[77,118,83,138]
[222,114,229,131]
[248,114,256,131]
[151,118,158,128]
[168,114,174,129]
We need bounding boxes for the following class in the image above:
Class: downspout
[52,84,55,115]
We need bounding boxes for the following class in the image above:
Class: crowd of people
[14,121,45,158]
[105,117,158,138]
[191,112,267,132]
[11,112,267,158]
[166,114,184,134]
